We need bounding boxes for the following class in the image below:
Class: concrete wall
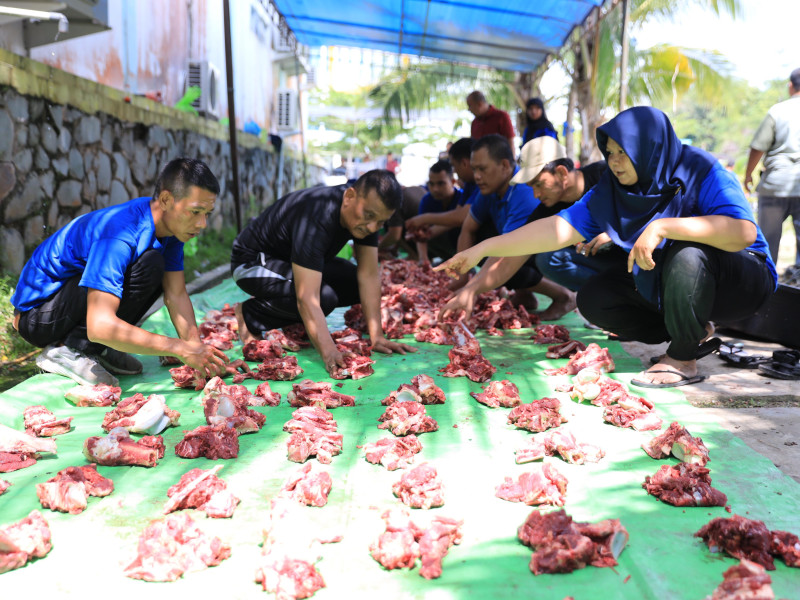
[0,48,324,276]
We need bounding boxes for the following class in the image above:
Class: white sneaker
[36,344,119,387]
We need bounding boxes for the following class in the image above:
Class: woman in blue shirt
[521,98,558,146]
[437,106,776,388]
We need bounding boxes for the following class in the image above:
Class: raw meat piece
[507,398,567,433]
[159,355,182,366]
[370,508,463,579]
[252,356,304,381]
[282,323,311,348]
[495,463,568,506]
[0,479,10,495]
[284,406,343,464]
[696,515,775,570]
[405,223,434,242]
[203,376,266,406]
[23,405,73,437]
[124,512,231,581]
[516,429,604,465]
[392,462,445,509]
[64,383,121,406]
[643,463,727,507]
[0,451,38,473]
[344,304,366,332]
[382,374,446,406]
[0,510,52,574]
[84,428,164,467]
[363,435,423,470]
[36,464,114,514]
[517,509,629,575]
[378,401,439,436]
[471,380,521,408]
[288,380,356,408]
[531,325,571,344]
[438,322,496,383]
[280,463,333,507]
[545,340,587,359]
[243,338,286,361]
[591,378,630,407]
[164,465,239,518]
[603,405,663,431]
[470,294,535,331]
[254,381,282,406]
[175,424,240,459]
[199,321,237,350]
[102,393,180,435]
[332,328,373,356]
[642,421,710,466]
[544,343,614,376]
[265,328,306,352]
[414,326,453,345]
[203,389,266,434]
[706,559,774,600]
[169,364,206,390]
[770,530,800,568]
[329,354,375,380]
[0,423,57,454]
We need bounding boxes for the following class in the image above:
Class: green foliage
[175,86,201,114]
[182,226,238,283]
[0,274,36,364]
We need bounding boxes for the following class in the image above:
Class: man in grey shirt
[745,68,800,281]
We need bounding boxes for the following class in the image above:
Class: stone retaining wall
[0,49,324,276]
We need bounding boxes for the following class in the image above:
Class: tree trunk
[573,17,602,165]
[565,80,577,160]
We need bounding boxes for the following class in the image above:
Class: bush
[0,274,36,362]
[182,225,238,283]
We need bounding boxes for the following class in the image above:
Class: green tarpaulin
[2,278,799,599]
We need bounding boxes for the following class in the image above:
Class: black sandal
[717,342,770,368]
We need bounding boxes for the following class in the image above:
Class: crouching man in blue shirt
[11,157,229,386]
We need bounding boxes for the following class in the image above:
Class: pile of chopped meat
[414,325,454,345]
[330,354,375,380]
[603,400,663,432]
[695,515,800,570]
[251,356,305,381]
[23,405,72,437]
[84,428,165,467]
[124,512,231,581]
[284,406,343,464]
[64,383,121,406]
[495,463,568,506]
[287,380,355,408]
[517,509,629,575]
[202,376,280,407]
[267,326,309,351]
[170,360,253,389]
[705,559,774,600]
[471,380,521,408]
[563,369,630,406]
[470,293,536,332]
[363,435,423,470]
[101,393,180,435]
[0,510,52,574]
[531,324,571,344]
[199,304,238,350]
[174,424,239,460]
[254,498,342,598]
[0,423,57,473]
[203,384,266,434]
[331,327,372,356]
[642,421,710,465]
[378,401,439,437]
[35,464,113,514]
[243,338,285,361]
[382,374,446,405]
[544,343,615,376]
[438,321,496,383]
[163,465,240,518]
[643,463,727,507]
[370,508,463,579]
[280,463,333,507]
[253,382,282,406]
[515,429,604,465]
[392,463,445,509]
[507,397,567,433]
[545,339,587,359]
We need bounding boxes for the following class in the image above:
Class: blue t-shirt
[558,163,778,288]
[418,187,467,215]
[12,197,184,311]
[469,177,540,234]
[460,181,480,206]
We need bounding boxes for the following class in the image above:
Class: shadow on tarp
[0,277,798,599]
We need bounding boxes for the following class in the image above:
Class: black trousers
[576,242,774,360]
[232,254,361,335]
[17,249,165,355]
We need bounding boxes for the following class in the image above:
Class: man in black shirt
[440,138,625,320]
[231,170,415,374]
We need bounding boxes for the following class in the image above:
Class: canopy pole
[223,0,242,233]
[618,0,630,112]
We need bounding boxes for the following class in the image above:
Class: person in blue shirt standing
[437,107,776,388]
[521,98,558,146]
[11,158,229,386]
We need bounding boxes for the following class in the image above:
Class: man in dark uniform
[231,170,415,374]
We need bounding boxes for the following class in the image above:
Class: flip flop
[718,352,770,368]
[758,361,800,380]
[648,337,723,365]
[631,369,706,389]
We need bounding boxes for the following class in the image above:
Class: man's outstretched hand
[372,337,416,355]
[433,246,483,279]
[182,340,229,378]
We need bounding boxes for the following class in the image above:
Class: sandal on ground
[648,337,722,366]
[631,369,706,389]
[758,361,800,380]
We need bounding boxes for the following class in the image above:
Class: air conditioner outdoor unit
[186,60,221,118]
[276,89,298,131]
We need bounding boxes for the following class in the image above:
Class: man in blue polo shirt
[11,158,229,386]
[449,134,576,317]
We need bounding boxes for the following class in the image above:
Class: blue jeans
[535,245,629,291]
